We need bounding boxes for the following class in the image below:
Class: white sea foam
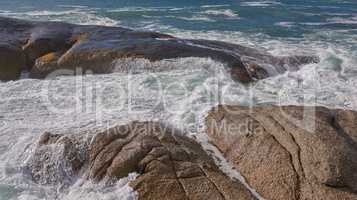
[291,15,357,26]
[169,7,186,11]
[0,10,11,13]
[0,57,240,200]
[300,12,351,17]
[241,1,282,7]
[300,22,330,26]
[60,174,138,200]
[57,5,89,8]
[107,7,170,12]
[108,7,156,12]
[203,9,239,18]
[275,21,296,28]
[327,15,357,24]
[113,57,224,73]
[0,9,119,26]
[177,15,216,22]
[201,4,229,8]
[164,14,215,22]
[21,10,83,16]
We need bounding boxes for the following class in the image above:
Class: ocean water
[0,0,357,199]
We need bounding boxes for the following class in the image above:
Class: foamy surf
[201,4,229,8]
[0,1,357,199]
[0,8,119,26]
[176,15,216,22]
[59,174,138,200]
[203,9,240,18]
[240,1,283,7]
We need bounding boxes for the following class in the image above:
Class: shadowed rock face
[205,105,357,200]
[0,44,26,81]
[0,17,319,82]
[26,121,257,200]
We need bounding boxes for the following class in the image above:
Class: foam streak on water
[0,8,119,26]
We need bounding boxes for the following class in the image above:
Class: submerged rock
[0,17,318,82]
[206,105,357,200]
[27,121,256,200]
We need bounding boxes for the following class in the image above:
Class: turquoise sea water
[1,0,357,38]
[0,1,357,200]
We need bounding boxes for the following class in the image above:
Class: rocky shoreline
[0,17,318,82]
[26,121,257,200]
[25,105,357,200]
[2,17,355,200]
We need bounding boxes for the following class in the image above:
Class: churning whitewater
[0,0,357,199]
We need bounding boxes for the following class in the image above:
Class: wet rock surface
[27,132,87,186]
[206,105,357,200]
[0,17,318,82]
[27,121,256,200]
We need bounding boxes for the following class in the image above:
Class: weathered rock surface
[206,105,357,200]
[0,17,318,82]
[27,121,257,200]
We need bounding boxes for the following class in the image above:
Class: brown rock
[0,16,318,82]
[205,105,357,200]
[22,22,74,67]
[31,29,251,81]
[28,121,257,200]
[0,44,26,81]
[88,122,256,199]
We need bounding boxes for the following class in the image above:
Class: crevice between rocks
[255,117,302,200]
[88,133,138,181]
[267,115,306,177]
[206,113,265,200]
[198,166,227,200]
[166,147,190,200]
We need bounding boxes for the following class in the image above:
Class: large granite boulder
[205,105,357,200]
[26,121,257,200]
[0,17,318,82]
